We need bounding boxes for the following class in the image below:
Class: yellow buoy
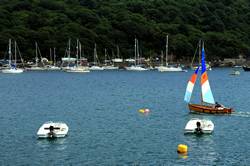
[138,108,150,114]
[138,109,145,113]
[177,144,188,154]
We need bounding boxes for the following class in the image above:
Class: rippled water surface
[0,68,249,165]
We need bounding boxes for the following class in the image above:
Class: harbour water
[0,68,249,165]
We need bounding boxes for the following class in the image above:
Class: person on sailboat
[215,102,224,109]
[194,122,203,135]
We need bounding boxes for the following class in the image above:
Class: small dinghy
[184,118,214,134]
[230,70,240,75]
[37,121,69,138]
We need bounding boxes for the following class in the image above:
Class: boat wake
[232,112,250,118]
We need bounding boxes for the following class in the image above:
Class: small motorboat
[184,118,214,134]
[243,66,250,71]
[37,121,69,138]
[230,70,240,75]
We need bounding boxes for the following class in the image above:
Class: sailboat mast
[35,42,38,66]
[166,35,168,66]
[8,39,11,66]
[94,43,97,65]
[116,45,119,58]
[198,39,201,65]
[53,47,56,66]
[49,48,52,63]
[79,42,82,60]
[14,41,17,66]
[104,48,107,66]
[134,38,137,66]
[76,39,79,67]
[137,38,139,65]
[68,39,71,67]
[82,43,84,58]
[199,40,202,103]
[161,50,163,66]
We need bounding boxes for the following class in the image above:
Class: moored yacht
[89,43,104,70]
[103,48,119,70]
[126,38,148,71]
[66,39,90,73]
[158,35,183,72]
[27,42,46,71]
[2,39,24,74]
[125,65,148,71]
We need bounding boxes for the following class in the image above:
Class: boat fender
[144,108,150,113]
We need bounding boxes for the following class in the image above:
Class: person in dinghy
[47,126,57,138]
[194,122,203,135]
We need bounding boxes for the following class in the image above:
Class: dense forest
[1,0,250,62]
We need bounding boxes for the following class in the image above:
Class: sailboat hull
[2,68,23,73]
[157,66,183,72]
[243,66,250,71]
[188,103,233,114]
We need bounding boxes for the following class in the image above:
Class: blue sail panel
[201,79,215,104]
[201,47,206,74]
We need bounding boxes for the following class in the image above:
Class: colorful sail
[184,66,200,103]
[201,45,215,104]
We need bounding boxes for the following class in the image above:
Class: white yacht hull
[37,121,69,138]
[47,66,61,71]
[27,67,46,71]
[103,66,119,70]
[2,68,23,73]
[158,66,183,72]
[125,66,148,71]
[66,67,90,73]
[184,118,214,134]
[89,66,104,70]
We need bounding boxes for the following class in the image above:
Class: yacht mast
[116,45,120,58]
[49,48,52,63]
[53,47,56,66]
[76,39,79,67]
[79,42,82,60]
[68,39,71,67]
[14,41,17,66]
[35,42,38,67]
[104,48,107,66]
[134,38,137,66]
[166,35,168,66]
[94,43,97,65]
[8,39,11,66]
[136,38,139,65]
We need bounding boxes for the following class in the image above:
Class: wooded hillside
[1,0,250,62]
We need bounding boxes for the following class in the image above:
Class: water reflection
[36,137,68,151]
[185,134,219,165]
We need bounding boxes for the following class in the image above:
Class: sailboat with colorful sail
[184,41,233,114]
